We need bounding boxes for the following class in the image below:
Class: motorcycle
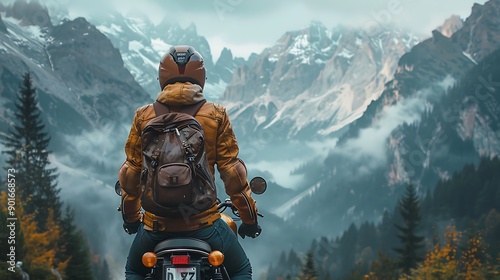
[115,177,267,280]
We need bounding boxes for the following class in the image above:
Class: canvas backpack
[140,100,217,217]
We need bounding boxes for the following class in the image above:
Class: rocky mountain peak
[215,47,233,67]
[452,0,500,62]
[436,15,463,38]
[222,22,421,140]
[186,22,197,34]
[214,47,237,83]
[304,21,330,44]
[157,19,199,38]
[47,17,127,87]
[154,19,214,70]
[471,2,486,16]
[277,21,333,53]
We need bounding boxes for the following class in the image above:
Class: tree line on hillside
[0,73,109,280]
[265,156,500,280]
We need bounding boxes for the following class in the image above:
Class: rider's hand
[238,223,262,239]
[123,219,141,235]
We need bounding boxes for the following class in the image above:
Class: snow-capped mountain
[221,21,421,140]
[0,3,150,137]
[69,11,250,100]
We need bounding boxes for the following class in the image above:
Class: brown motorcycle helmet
[158,45,206,90]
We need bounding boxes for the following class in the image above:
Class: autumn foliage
[408,226,500,280]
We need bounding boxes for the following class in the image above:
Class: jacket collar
[156,82,205,106]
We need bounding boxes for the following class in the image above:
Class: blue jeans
[125,219,252,279]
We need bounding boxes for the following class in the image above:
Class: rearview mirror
[249,177,267,194]
[115,181,122,196]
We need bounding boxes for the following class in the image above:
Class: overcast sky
[8,0,490,59]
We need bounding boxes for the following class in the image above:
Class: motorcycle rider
[118,45,261,280]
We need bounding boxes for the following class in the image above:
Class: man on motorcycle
[118,45,261,279]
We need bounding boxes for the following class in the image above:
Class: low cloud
[54,122,132,277]
[334,76,456,171]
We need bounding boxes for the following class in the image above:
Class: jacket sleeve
[216,107,258,225]
[118,109,143,223]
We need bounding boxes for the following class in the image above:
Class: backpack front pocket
[154,163,194,207]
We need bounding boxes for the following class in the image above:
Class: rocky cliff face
[452,1,500,63]
[214,47,246,85]
[339,0,500,145]
[387,45,500,187]
[0,7,150,139]
[221,22,420,140]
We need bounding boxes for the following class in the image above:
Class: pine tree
[393,184,424,275]
[298,251,317,280]
[59,209,93,280]
[0,72,60,230]
[338,223,358,269]
[96,260,111,280]
[358,222,376,249]
[287,249,302,278]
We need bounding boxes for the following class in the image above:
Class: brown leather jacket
[118,82,258,231]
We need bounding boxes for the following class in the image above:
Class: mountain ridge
[222,21,421,140]
[338,0,500,145]
[81,11,252,100]
[281,0,500,237]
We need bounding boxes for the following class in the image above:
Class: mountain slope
[222,22,421,140]
[0,5,150,139]
[284,0,500,236]
[341,0,500,145]
[388,46,500,188]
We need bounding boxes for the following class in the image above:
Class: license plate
[165,266,197,280]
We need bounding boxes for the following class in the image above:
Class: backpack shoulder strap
[153,100,207,117]
[181,100,207,116]
[153,101,169,116]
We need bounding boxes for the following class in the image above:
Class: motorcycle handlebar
[217,199,264,218]
[115,177,267,218]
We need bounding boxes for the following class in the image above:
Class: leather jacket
[118,82,258,231]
